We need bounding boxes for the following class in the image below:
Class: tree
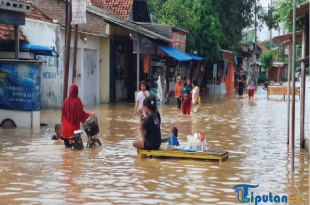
[241,29,255,45]
[262,5,279,31]
[274,0,307,32]
[211,0,261,48]
[260,50,274,80]
[148,0,262,58]
[156,0,225,62]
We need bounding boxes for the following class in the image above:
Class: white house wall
[60,31,100,106]
[20,19,63,109]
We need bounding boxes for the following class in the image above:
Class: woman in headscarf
[175,76,182,109]
[61,84,95,148]
[246,71,257,100]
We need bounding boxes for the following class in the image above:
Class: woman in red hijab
[61,84,94,148]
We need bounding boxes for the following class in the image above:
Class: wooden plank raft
[138,149,229,166]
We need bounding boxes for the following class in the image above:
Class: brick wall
[30,0,106,35]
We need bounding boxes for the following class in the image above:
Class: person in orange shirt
[61,84,95,148]
[175,76,182,109]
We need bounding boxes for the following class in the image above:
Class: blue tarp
[156,44,192,61]
[20,44,58,56]
[185,52,205,61]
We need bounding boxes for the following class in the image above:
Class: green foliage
[274,0,308,32]
[261,6,280,30]
[211,0,259,48]
[260,51,274,70]
[148,0,261,60]
[155,0,224,62]
[241,29,255,45]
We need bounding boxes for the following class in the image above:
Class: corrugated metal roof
[86,5,172,42]
[135,23,172,39]
[136,22,187,38]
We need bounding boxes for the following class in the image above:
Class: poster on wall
[150,57,165,88]
[169,32,186,53]
[0,63,41,111]
[72,0,87,24]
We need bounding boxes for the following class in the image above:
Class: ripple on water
[0,91,309,204]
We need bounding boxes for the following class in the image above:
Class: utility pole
[63,1,72,101]
[291,0,297,171]
[72,25,78,84]
[255,0,257,74]
[270,0,272,48]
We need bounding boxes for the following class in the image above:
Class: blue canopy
[20,44,58,56]
[185,52,205,61]
[156,44,192,61]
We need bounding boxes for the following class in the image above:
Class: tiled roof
[92,0,133,20]
[31,0,107,36]
[257,43,269,52]
[0,6,51,41]
[0,25,26,41]
[25,6,53,23]
[90,0,108,10]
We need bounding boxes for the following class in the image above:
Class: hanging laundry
[213,64,217,78]
[219,60,224,77]
[213,64,217,84]
[223,60,228,76]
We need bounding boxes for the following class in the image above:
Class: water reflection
[0,87,309,204]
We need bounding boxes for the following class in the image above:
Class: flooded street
[0,86,309,205]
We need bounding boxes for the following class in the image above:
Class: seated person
[168,127,180,146]
[51,124,63,140]
[133,96,161,152]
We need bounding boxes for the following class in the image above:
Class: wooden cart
[138,149,229,166]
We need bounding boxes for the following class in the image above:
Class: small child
[168,127,179,147]
[51,124,63,140]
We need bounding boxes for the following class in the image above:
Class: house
[0,1,57,127]
[91,0,151,22]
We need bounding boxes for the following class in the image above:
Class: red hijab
[61,84,86,125]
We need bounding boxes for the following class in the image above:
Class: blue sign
[0,63,41,111]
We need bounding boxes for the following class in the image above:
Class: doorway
[109,37,134,103]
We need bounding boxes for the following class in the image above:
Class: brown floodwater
[0,87,309,205]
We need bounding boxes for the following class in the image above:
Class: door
[84,49,98,105]
[127,39,134,102]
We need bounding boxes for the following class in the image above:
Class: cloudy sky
[258,0,279,41]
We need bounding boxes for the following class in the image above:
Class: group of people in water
[175,77,201,114]
[237,69,258,100]
[51,84,95,148]
[53,82,178,153]
[132,81,172,151]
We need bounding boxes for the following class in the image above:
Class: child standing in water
[246,71,257,100]
[134,81,150,137]
[181,81,191,115]
[133,96,161,151]
[192,80,200,113]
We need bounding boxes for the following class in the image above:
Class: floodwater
[0,86,309,205]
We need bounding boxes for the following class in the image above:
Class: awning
[157,44,192,61]
[273,31,302,44]
[20,44,59,56]
[289,1,309,22]
[185,52,205,61]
